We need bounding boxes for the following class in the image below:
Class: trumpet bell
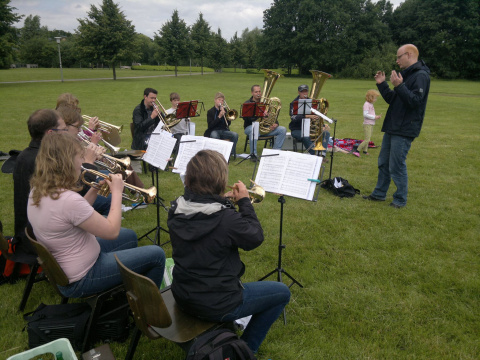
[249,185,265,204]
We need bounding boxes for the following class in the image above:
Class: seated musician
[204,92,238,157]
[167,150,290,354]
[131,88,161,150]
[27,132,165,297]
[166,92,190,153]
[289,84,330,155]
[13,109,67,255]
[243,84,286,161]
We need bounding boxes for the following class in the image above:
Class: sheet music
[255,149,322,201]
[188,121,195,135]
[301,118,311,137]
[173,136,233,174]
[298,99,312,115]
[152,120,166,134]
[142,130,177,170]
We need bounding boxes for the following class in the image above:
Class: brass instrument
[77,132,130,174]
[259,69,282,134]
[80,125,120,154]
[221,100,238,122]
[82,115,123,146]
[81,166,157,203]
[308,70,332,151]
[227,181,265,205]
[153,99,182,130]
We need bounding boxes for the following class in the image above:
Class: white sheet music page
[143,129,176,170]
[173,136,233,174]
[254,149,322,201]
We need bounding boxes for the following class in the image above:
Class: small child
[353,89,381,157]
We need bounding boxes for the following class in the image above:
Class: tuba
[308,70,332,151]
[259,69,282,134]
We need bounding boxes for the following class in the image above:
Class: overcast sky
[10,0,404,41]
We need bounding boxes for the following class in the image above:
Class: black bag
[186,329,257,360]
[321,177,360,198]
[24,303,91,350]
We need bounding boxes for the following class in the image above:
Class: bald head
[396,44,419,69]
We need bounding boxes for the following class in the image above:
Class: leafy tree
[19,15,48,41]
[0,0,22,68]
[390,0,480,79]
[133,33,159,65]
[229,31,247,72]
[207,28,229,72]
[76,0,136,80]
[156,10,191,76]
[190,12,211,75]
[241,27,262,70]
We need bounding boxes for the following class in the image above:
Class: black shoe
[389,202,404,209]
[249,154,258,162]
[362,195,385,201]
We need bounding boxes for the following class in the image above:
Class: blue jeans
[210,130,239,156]
[371,133,413,207]
[244,125,287,156]
[92,194,111,216]
[209,281,290,353]
[59,228,165,298]
[292,130,330,155]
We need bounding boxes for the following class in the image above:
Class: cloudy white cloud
[10,0,404,41]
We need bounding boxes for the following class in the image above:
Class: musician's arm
[230,198,264,251]
[132,106,156,132]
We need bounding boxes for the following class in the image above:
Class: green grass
[0,70,479,359]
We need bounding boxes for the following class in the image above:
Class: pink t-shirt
[363,101,376,125]
[27,190,100,283]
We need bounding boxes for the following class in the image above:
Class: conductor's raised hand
[374,71,386,84]
[390,70,403,87]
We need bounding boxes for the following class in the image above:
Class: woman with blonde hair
[354,89,382,157]
[28,132,165,297]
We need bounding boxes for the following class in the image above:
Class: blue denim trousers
[210,130,239,156]
[209,281,290,353]
[92,194,111,216]
[244,125,287,156]
[371,133,413,207]
[292,129,330,155]
[58,228,165,298]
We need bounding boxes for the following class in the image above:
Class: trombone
[152,100,182,131]
[82,115,123,146]
[77,132,130,174]
[221,100,238,122]
[81,166,157,203]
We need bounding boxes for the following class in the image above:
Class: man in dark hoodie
[131,87,161,150]
[364,44,430,208]
[167,150,290,354]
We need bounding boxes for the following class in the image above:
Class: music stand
[237,102,267,164]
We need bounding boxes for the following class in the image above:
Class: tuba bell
[259,69,282,134]
[308,70,332,151]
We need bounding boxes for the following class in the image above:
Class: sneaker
[132,202,147,209]
[363,151,370,155]
[353,151,360,157]
[362,195,385,201]
[249,154,258,162]
[389,202,403,209]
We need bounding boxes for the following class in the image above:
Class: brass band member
[132,88,161,150]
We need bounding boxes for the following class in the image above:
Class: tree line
[1,0,478,79]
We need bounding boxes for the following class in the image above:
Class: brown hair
[215,92,225,100]
[251,85,260,92]
[30,132,83,206]
[27,109,63,141]
[56,105,83,127]
[56,93,80,112]
[170,92,180,101]
[365,89,380,103]
[185,150,228,195]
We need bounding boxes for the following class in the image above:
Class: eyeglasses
[396,52,408,60]
[51,128,69,132]
[67,124,82,131]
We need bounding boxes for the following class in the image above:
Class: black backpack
[186,329,257,360]
[321,177,360,198]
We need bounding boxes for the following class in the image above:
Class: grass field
[0,69,479,359]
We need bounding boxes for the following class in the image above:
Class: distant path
[0,72,215,84]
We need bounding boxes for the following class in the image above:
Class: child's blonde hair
[366,89,380,103]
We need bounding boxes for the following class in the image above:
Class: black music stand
[238,102,267,164]
[292,99,321,155]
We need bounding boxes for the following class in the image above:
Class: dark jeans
[292,130,330,155]
[371,133,413,207]
[210,130,239,156]
[208,281,290,353]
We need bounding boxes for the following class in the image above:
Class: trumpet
[81,166,157,203]
[82,115,123,146]
[77,132,130,174]
[227,180,265,204]
[81,125,120,154]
